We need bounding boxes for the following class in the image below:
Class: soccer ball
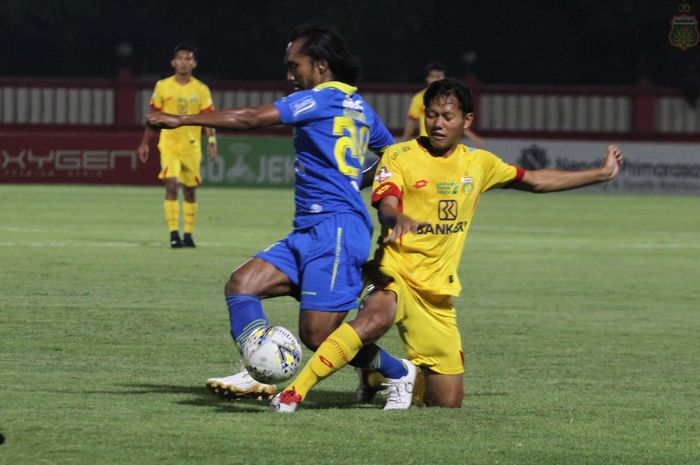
[241,326,302,384]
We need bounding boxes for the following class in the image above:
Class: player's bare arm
[137,126,153,163]
[378,195,427,243]
[513,144,624,193]
[147,104,282,130]
[205,127,218,161]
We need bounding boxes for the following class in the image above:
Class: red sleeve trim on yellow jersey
[150,104,162,111]
[371,182,402,208]
[201,104,214,113]
[407,115,419,121]
[504,165,525,188]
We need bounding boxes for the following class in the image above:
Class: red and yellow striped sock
[183,201,197,234]
[286,323,363,401]
[164,200,179,232]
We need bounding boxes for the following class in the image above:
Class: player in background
[271,78,624,411]
[148,24,417,408]
[402,62,483,146]
[138,45,218,248]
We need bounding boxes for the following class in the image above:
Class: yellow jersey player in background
[272,77,623,411]
[138,44,217,248]
[402,62,483,146]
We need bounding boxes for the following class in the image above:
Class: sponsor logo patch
[438,199,458,220]
[291,96,317,118]
[437,181,459,194]
[375,166,393,183]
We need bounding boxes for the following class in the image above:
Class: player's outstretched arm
[512,144,624,193]
[147,104,282,130]
[378,195,427,243]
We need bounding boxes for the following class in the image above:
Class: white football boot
[206,362,277,401]
[381,359,418,410]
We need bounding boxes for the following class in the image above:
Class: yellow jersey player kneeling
[272,77,623,411]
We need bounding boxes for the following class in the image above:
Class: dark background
[1,0,697,86]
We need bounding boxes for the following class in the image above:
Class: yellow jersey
[407,89,428,137]
[150,76,214,156]
[371,138,523,297]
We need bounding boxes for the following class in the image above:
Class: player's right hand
[137,144,149,163]
[383,214,427,243]
[146,111,181,129]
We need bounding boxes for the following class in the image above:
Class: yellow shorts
[158,151,202,187]
[364,268,464,375]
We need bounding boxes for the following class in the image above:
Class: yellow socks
[164,200,179,232]
[286,323,363,400]
[183,201,197,234]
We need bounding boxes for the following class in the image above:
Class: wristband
[208,136,217,144]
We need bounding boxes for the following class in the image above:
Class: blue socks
[226,294,408,379]
[226,294,269,350]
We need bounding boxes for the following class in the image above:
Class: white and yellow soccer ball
[241,326,302,384]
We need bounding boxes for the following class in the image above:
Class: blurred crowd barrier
[1,74,698,190]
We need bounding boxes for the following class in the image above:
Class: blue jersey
[274,81,394,231]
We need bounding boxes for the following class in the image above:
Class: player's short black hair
[289,24,360,86]
[423,78,475,115]
[173,44,197,58]
[425,62,447,76]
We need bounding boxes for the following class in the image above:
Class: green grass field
[1,185,698,465]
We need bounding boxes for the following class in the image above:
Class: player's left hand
[146,111,182,129]
[601,144,624,179]
[207,142,218,161]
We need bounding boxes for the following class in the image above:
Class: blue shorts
[255,213,371,312]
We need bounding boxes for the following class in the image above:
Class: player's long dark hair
[289,24,360,86]
[423,78,475,115]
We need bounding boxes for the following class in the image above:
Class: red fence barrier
[0,131,160,184]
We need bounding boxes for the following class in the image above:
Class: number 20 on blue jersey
[333,116,369,177]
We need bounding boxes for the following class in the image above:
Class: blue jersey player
[148,24,421,409]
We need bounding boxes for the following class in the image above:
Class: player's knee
[425,387,463,408]
[353,292,395,342]
[164,185,178,199]
[225,271,249,295]
[298,328,325,352]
